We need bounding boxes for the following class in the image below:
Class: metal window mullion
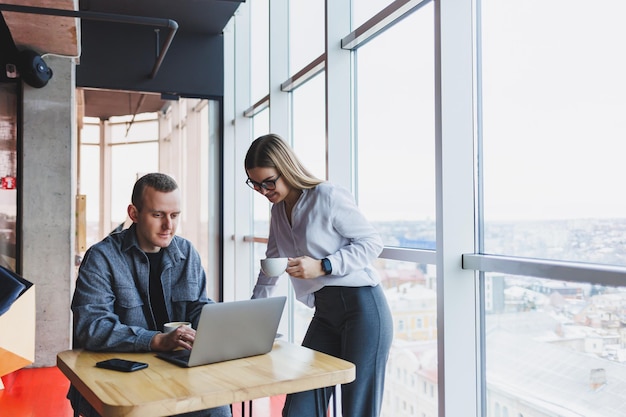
[230,2,254,301]
[326,0,352,189]
[222,15,236,302]
[100,119,112,239]
[436,0,480,416]
[184,99,202,251]
[268,0,290,139]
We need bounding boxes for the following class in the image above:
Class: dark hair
[131,173,178,211]
[245,134,323,190]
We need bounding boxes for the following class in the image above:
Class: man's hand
[286,256,325,279]
[150,325,196,351]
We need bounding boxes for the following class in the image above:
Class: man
[68,173,231,417]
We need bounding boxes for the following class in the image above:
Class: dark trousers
[283,285,393,417]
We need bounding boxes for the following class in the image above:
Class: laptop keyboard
[167,349,191,360]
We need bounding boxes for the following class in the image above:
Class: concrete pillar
[21,55,76,366]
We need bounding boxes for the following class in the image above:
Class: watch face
[322,258,332,275]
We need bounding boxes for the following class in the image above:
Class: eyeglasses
[246,174,281,191]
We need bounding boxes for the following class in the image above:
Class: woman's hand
[150,325,196,351]
[286,256,325,279]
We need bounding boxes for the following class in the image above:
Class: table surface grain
[57,340,355,417]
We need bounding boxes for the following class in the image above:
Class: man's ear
[127,204,139,222]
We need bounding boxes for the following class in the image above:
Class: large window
[355,5,437,416]
[225,0,626,416]
[480,0,626,266]
[289,0,324,73]
[108,114,159,229]
[352,0,397,29]
[377,260,437,417]
[78,99,218,284]
[292,72,326,180]
[78,118,101,248]
[251,108,272,293]
[356,3,435,249]
[250,0,269,103]
[479,1,626,415]
[484,274,626,417]
[251,108,271,238]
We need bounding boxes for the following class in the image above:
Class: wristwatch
[321,258,332,275]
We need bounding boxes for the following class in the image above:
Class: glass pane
[250,0,269,103]
[480,0,626,265]
[110,143,158,229]
[81,118,100,144]
[484,273,626,416]
[352,0,395,29]
[376,259,438,417]
[198,101,211,271]
[356,5,436,249]
[110,114,159,143]
[79,144,101,248]
[252,108,271,238]
[292,73,326,180]
[252,107,269,143]
[289,0,324,73]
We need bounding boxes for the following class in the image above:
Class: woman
[244,133,393,417]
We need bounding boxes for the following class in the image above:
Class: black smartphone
[95,358,149,372]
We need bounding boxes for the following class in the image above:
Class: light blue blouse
[252,182,383,307]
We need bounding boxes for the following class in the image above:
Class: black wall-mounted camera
[18,49,53,88]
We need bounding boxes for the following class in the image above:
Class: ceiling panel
[1,0,79,57]
[80,88,168,119]
[1,0,242,118]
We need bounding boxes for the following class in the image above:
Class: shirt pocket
[171,280,198,302]
[114,285,144,309]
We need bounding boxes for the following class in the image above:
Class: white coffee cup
[163,321,192,333]
[260,257,288,277]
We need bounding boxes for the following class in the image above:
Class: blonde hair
[245,134,323,190]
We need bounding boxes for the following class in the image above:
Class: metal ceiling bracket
[0,3,179,79]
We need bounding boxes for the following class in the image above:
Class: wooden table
[57,340,355,417]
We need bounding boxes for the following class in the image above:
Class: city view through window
[253,217,626,417]
[478,0,626,413]
[372,219,626,417]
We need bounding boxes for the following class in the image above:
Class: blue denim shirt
[68,224,214,416]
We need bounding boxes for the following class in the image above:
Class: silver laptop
[156,296,286,367]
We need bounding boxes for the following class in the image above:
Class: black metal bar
[125,93,146,137]
[0,3,178,78]
[314,388,321,416]
[154,29,161,58]
[150,19,177,79]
